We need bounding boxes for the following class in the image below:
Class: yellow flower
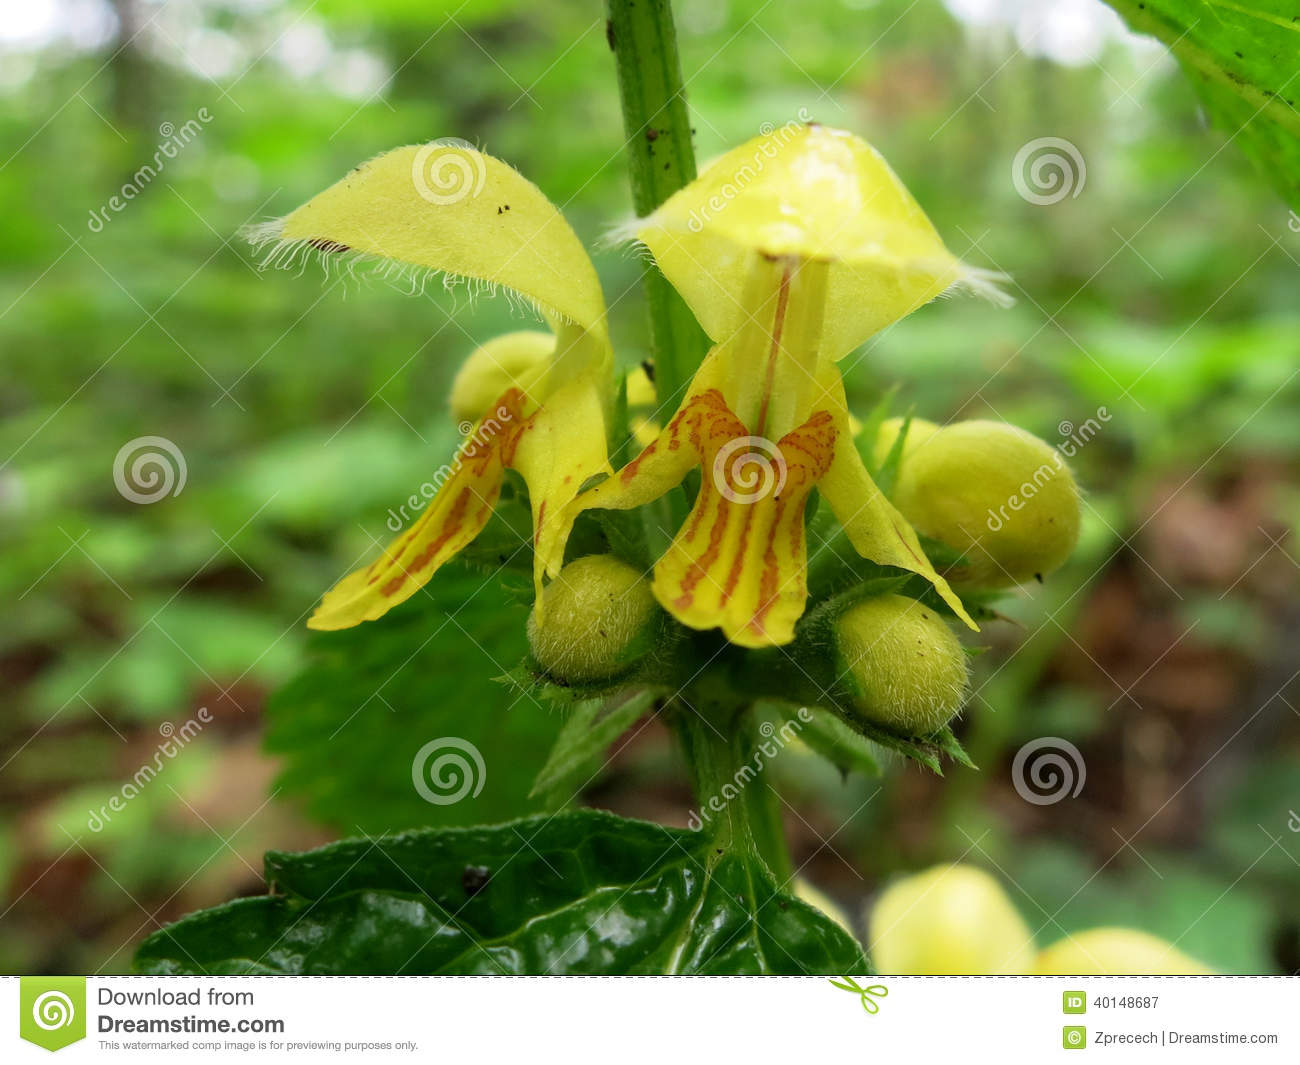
[869,864,1038,975]
[248,142,614,631]
[559,124,1005,647]
[1036,928,1213,976]
[868,863,1215,975]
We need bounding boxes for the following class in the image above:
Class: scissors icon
[828,976,889,1013]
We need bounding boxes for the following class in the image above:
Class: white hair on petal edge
[240,217,554,322]
[598,213,660,258]
[950,265,1014,308]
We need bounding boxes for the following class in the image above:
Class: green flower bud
[528,555,658,684]
[835,594,968,735]
[877,418,1081,589]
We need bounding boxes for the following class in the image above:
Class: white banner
[5,975,1295,1062]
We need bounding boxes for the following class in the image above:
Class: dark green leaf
[135,810,867,975]
[265,565,561,832]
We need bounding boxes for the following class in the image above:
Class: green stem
[604,0,711,408]
[673,699,793,881]
[606,0,786,875]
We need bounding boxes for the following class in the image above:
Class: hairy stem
[604,0,711,408]
[606,0,788,878]
[673,699,793,881]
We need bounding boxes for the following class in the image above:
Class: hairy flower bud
[527,555,658,684]
[449,331,555,424]
[876,418,1081,589]
[835,593,969,735]
[869,864,1037,975]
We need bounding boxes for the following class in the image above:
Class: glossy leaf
[135,810,868,975]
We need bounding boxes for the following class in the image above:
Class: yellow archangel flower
[247,141,615,631]
[557,124,1009,647]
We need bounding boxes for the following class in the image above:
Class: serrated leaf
[134,810,867,975]
[530,687,662,800]
[1107,0,1300,210]
[265,565,561,832]
[833,714,942,775]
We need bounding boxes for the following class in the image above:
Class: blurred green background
[1,0,1297,974]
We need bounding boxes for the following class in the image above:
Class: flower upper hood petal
[250,142,610,351]
[632,124,1007,361]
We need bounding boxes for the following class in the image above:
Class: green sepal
[871,408,914,499]
[758,700,881,781]
[529,687,664,800]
